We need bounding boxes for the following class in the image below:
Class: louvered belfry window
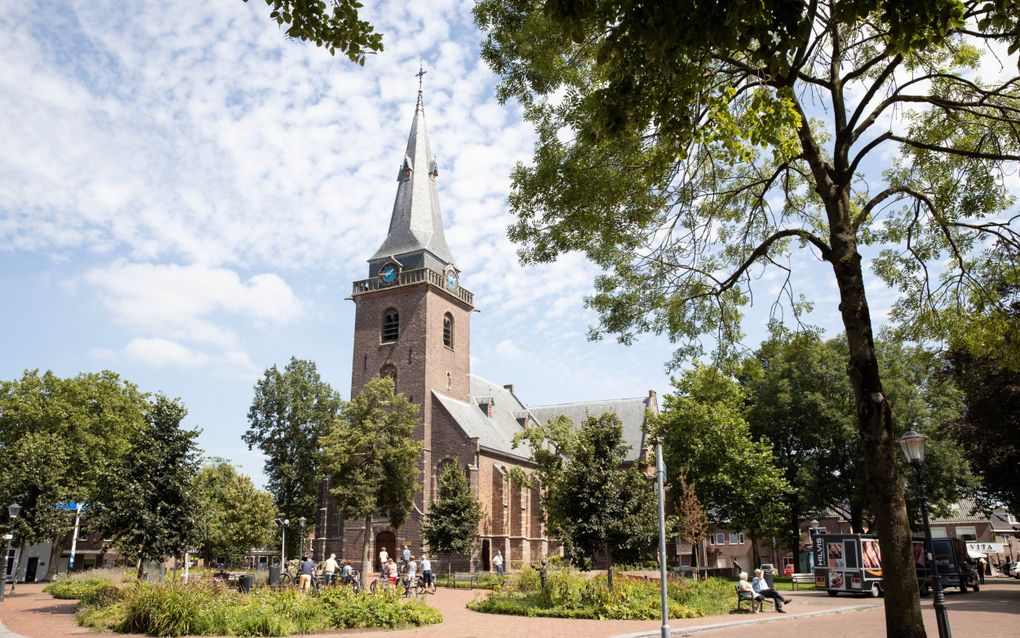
[382,309,399,342]
[443,313,454,348]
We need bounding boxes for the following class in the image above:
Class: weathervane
[416,57,427,92]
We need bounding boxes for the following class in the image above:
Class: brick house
[314,88,656,572]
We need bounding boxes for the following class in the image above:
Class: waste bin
[763,565,774,588]
[268,565,281,586]
[237,574,253,593]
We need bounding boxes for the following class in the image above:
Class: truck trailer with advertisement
[811,533,885,597]
[813,533,980,597]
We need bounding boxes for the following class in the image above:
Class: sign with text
[966,541,1004,554]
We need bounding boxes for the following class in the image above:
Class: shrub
[44,578,113,600]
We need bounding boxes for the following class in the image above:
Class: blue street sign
[55,502,79,511]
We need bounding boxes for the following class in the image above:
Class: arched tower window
[382,309,399,343]
[443,313,454,348]
[380,364,397,388]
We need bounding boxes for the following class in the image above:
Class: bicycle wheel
[424,579,436,594]
[370,578,383,594]
[280,573,293,587]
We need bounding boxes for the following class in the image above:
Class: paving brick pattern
[0,578,1017,637]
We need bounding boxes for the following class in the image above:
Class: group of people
[378,545,434,597]
[296,553,358,593]
[738,569,792,613]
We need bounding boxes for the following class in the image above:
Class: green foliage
[244,357,342,528]
[96,395,201,571]
[44,577,115,600]
[0,370,147,548]
[469,566,731,619]
[422,462,483,559]
[518,413,657,588]
[193,460,278,566]
[321,376,421,571]
[70,580,441,637]
[250,0,383,64]
[652,366,790,540]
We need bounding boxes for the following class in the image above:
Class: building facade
[314,87,657,572]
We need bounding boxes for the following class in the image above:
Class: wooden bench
[437,571,479,588]
[735,586,774,612]
[791,573,815,590]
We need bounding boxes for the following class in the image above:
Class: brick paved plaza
[0,577,1017,638]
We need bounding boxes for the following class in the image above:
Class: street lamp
[0,503,21,602]
[297,517,307,558]
[275,518,289,569]
[808,519,820,572]
[898,428,952,638]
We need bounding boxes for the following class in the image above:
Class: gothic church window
[443,313,454,348]
[382,309,399,342]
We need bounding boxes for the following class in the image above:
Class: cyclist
[341,560,356,587]
[298,555,315,593]
[386,557,399,588]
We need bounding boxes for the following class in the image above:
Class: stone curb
[611,603,881,638]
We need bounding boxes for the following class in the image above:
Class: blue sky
[4,1,987,484]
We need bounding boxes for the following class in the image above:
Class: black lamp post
[808,518,820,572]
[0,503,21,602]
[898,429,952,638]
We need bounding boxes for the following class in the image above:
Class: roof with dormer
[370,90,454,266]
[528,396,654,463]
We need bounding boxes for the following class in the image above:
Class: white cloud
[124,337,210,368]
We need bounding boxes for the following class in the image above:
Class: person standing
[379,547,389,579]
[386,557,399,587]
[298,555,316,593]
[403,544,411,566]
[421,554,433,588]
[404,555,418,597]
[978,557,987,584]
[321,553,339,586]
[493,550,504,576]
[752,568,790,613]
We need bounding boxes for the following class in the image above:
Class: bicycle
[410,572,436,595]
[369,576,399,595]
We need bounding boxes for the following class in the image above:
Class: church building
[314,85,658,572]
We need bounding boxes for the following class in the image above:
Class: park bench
[791,573,815,590]
[437,571,479,588]
[734,586,774,613]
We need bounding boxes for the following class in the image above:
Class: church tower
[338,84,474,558]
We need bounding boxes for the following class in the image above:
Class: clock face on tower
[379,264,398,284]
[446,270,458,290]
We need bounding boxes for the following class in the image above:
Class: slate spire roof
[370,86,454,266]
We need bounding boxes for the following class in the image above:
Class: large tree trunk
[46,531,72,579]
[606,550,614,594]
[361,515,373,579]
[830,225,925,637]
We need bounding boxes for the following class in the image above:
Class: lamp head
[298,516,306,526]
[8,503,21,519]
[898,429,927,464]
[810,519,819,529]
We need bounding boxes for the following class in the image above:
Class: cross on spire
[416,58,427,92]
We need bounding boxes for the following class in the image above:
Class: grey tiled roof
[431,376,534,462]
[528,396,653,462]
[371,93,454,265]
[929,499,1019,529]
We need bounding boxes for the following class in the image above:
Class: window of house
[955,526,977,541]
[729,533,739,545]
[707,536,714,546]
[443,313,454,348]
[739,533,746,544]
[930,527,948,538]
[382,309,399,342]
[715,532,726,545]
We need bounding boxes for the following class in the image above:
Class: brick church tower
[315,86,475,564]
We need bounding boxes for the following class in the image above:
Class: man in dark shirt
[298,555,315,593]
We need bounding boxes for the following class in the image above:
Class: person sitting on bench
[753,568,791,613]
[738,572,765,612]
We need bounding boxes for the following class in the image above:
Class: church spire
[370,64,454,269]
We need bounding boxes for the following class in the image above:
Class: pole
[69,503,83,572]
[183,550,189,584]
[0,534,11,602]
[915,463,952,638]
[655,443,670,638]
[282,525,286,569]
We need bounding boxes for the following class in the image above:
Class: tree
[320,376,420,576]
[244,357,342,553]
[0,370,147,579]
[475,1,1020,633]
[422,463,483,573]
[741,330,977,555]
[246,0,383,64]
[193,460,278,566]
[518,413,657,593]
[652,366,790,543]
[97,395,201,578]
[674,470,708,575]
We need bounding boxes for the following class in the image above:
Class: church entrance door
[481,539,490,571]
[375,531,396,571]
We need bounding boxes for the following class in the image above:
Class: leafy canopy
[248,0,383,64]
[193,459,278,565]
[422,463,483,560]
